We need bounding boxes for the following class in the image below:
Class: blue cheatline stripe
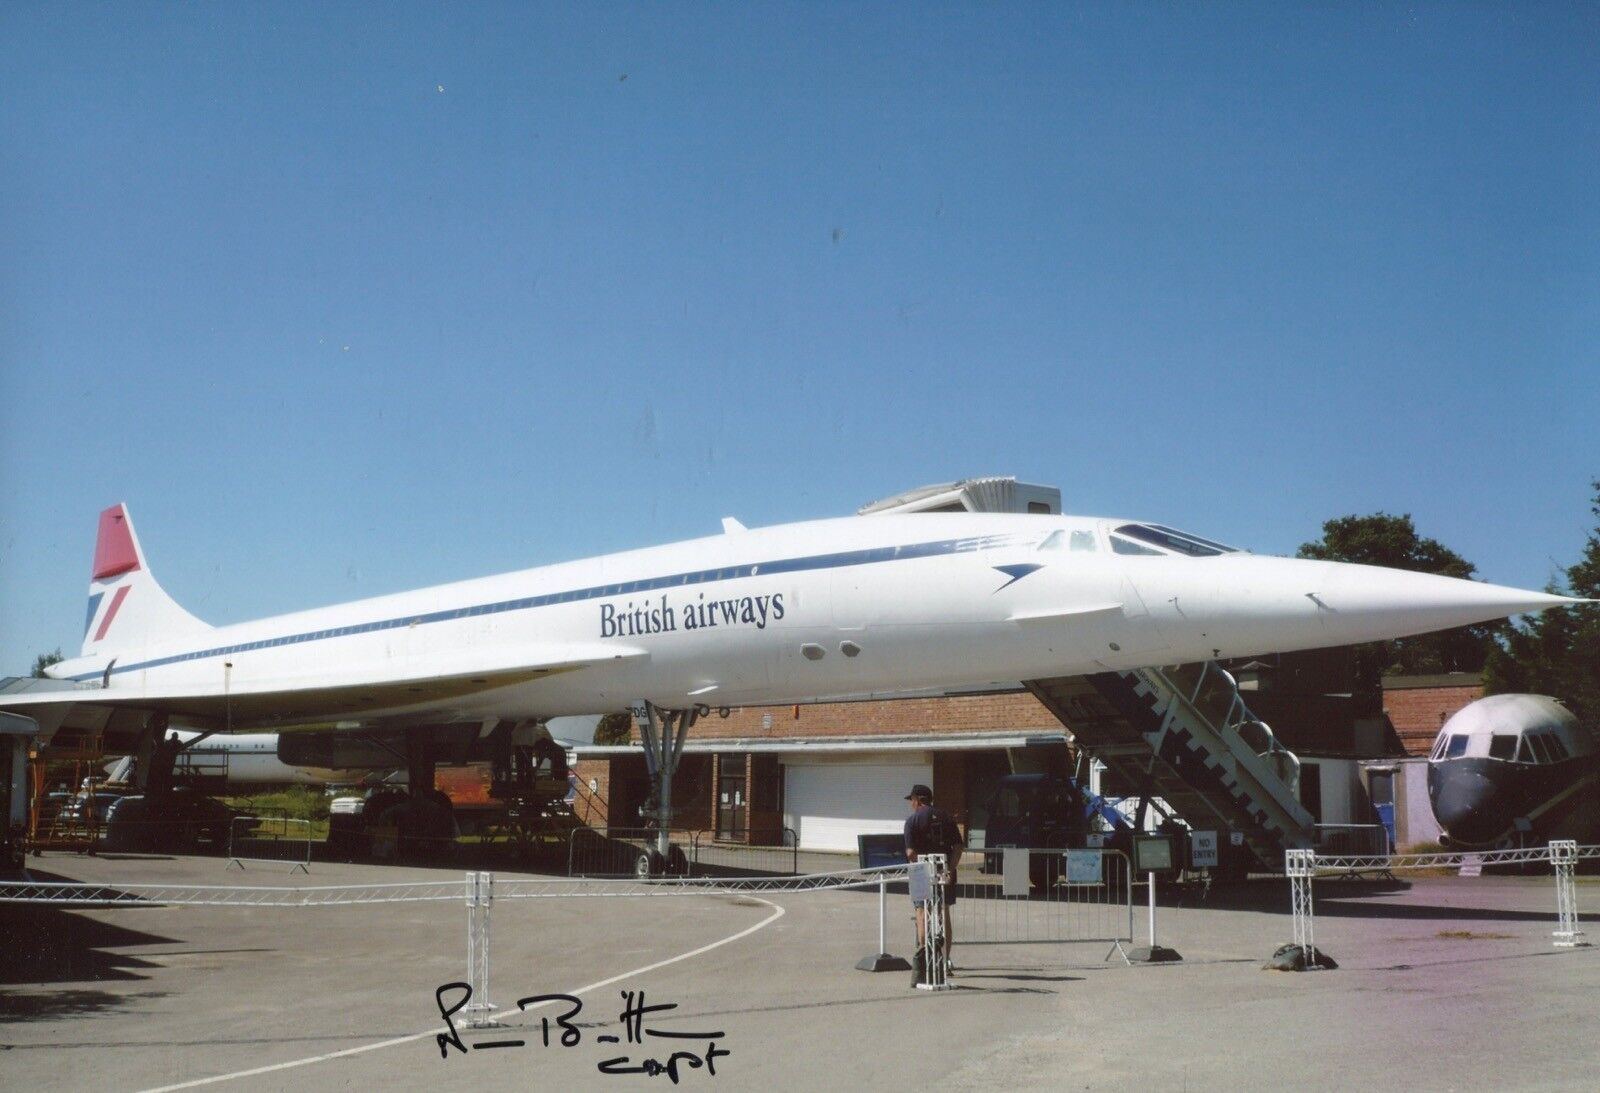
[84,592,105,639]
[70,533,1031,682]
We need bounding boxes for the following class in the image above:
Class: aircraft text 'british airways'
[599,592,787,638]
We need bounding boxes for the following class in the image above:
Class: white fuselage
[48,512,1573,731]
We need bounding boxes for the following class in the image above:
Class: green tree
[1297,513,1500,676]
[31,649,63,678]
[593,711,635,746]
[1483,480,1600,723]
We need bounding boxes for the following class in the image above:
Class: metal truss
[495,864,911,900]
[0,865,911,908]
[0,880,467,907]
[1308,843,1600,873]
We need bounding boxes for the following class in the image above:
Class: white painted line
[139,895,785,1092]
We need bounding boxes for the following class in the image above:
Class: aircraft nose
[1312,563,1582,647]
[1429,764,1512,846]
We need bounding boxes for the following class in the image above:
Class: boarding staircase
[1026,662,1315,868]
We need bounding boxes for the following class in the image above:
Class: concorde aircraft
[2,502,1581,743]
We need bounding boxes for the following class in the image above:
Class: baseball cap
[904,784,934,802]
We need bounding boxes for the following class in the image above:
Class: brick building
[572,691,1069,853]
[1380,674,1485,756]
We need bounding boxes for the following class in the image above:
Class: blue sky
[2,3,1596,673]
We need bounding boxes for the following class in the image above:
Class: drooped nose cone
[1313,563,1583,646]
[1142,554,1582,662]
[1429,763,1512,846]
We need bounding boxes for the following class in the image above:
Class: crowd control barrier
[227,815,313,873]
[1283,840,1597,970]
[954,847,1134,960]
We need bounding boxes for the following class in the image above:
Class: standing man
[904,783,962,985]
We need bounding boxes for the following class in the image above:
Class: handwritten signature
[435,982,730,1083]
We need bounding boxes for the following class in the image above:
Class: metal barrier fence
[1284,841,1599,968]
[227,815,313,873]
[954,847,1133,955]
[566,826,802,878]
[1312,823,1389,856]
[566,826,694,877]
[689,828,799,877]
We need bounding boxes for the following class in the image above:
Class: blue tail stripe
[84,592,105,639]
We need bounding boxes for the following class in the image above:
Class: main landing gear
[632,702,701,879]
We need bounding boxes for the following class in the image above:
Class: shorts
[912,882,957,908]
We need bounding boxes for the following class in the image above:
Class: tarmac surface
[2,851,1597,1091]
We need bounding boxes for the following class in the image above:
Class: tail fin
[81,503,212,657]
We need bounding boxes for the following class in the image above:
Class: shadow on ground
[0,907,179,987]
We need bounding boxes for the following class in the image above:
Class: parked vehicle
[104,787,239,851]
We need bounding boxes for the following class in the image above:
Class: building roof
[1381,673,1484,691]
[574,729,1068,759]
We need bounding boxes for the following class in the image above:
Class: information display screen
[858,833,906,870]
[1134,834,1176,873]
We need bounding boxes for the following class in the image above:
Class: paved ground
[2,851,1597,1091]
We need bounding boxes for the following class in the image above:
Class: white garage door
[784,761,933,853]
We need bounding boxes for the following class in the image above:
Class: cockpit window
[1113,524,1239,557]
[1444,735,1470,759]
[1526,734,1554,765]
[1110,535,1164,556]
[1488,735,1518,761]
[1546,734,1570,762]
[1042,528,1101,553]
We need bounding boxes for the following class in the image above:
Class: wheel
[634,849,665,879]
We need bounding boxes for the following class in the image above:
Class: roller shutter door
[783,760,933,852]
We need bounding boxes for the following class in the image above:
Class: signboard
[1190,830,1219,870]
[1066,849,1103,884]
[1002,848,1030,897]
[908,858,933,903]
[1133,834,1175,873]
[857,833,906,871]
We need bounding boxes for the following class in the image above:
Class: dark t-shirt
[904,805,961,859]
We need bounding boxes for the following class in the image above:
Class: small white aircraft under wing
[3,502,1582,737]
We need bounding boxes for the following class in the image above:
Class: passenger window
[1069,530,1097,552]
[1444,735,1469,759]
[1488,735,1518,761]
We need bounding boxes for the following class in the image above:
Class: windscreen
[1112,523,1240,557]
